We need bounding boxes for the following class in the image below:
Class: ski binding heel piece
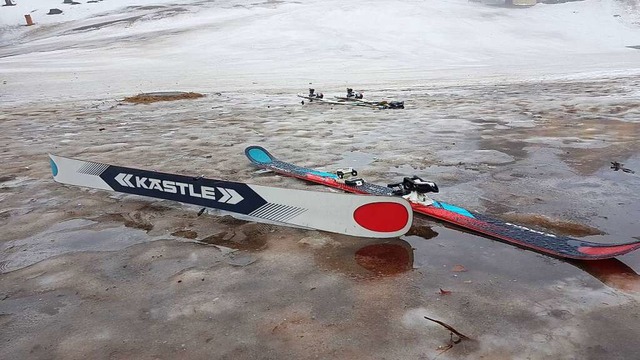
[344,178,364,187]
[336,168,358,179]
[387,184,405,196]
[403,176,438,194]
[308,88,323,99]
[403,191,433,206]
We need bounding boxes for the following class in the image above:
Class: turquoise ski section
[49,158,58,177]
[433,201,475,218]
[309,169,339,179]
[246,147,274,164]
[246,146,339,179]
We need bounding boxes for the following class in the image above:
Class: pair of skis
[333,96,405,109]
[298,88,404,109]
[297,94,375,108]
[51,147,640,260]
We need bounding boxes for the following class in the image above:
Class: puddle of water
[405,224,640,293]
[1,220,156,273]
[336,151,377,169]
[40,218,97,234]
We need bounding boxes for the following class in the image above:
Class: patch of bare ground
[93,203,174,232]
[122,92,205,104]
[0,175,16,183]
[96,213,153,231]
[199,222,272,251]
[171,229,198,239]
[406,223,439,239]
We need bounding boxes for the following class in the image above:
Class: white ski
[49,154,412,238]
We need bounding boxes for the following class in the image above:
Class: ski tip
[245,146,275,164]
[578,241,640,259]
[49,154,58,177]
[353,201,412,235]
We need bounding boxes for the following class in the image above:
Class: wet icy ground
[2,0,640,358]
[1,76,640,359]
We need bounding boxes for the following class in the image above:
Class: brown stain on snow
[171,229,198,239]
[200,222,271,251]
[96,213,153,231]
[122,92,205,104]
[406,223,439,239]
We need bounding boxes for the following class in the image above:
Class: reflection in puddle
[347,225,437,277]
[311,235,416,279]
[571,258,640,293]
[336,151,377,171]
[409,223,640,293]
[355,243,413,276]
[1,219,153,273]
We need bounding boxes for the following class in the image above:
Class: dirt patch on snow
[122,92,205,104]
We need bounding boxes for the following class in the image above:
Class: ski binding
[336,167,358,179]
[402,190,434,206]
[345,178,365,187]
[388,176,439,196]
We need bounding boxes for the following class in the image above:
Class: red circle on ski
[353,202,409,233]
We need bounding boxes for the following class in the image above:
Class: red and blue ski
[245,145,640,260]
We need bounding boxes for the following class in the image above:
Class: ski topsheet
[49,154,412,238]
[245,146,640,260]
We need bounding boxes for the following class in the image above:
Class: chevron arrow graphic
[218,187,231,203]
[216,187,244,204]
[115,173,134,187]
[225,188,243,204]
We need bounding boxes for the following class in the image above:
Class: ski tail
[49,154,412,239]
[245,146,341,180]
[245,146,277,165]
[50,154,113,191]
[577,242,640,259]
